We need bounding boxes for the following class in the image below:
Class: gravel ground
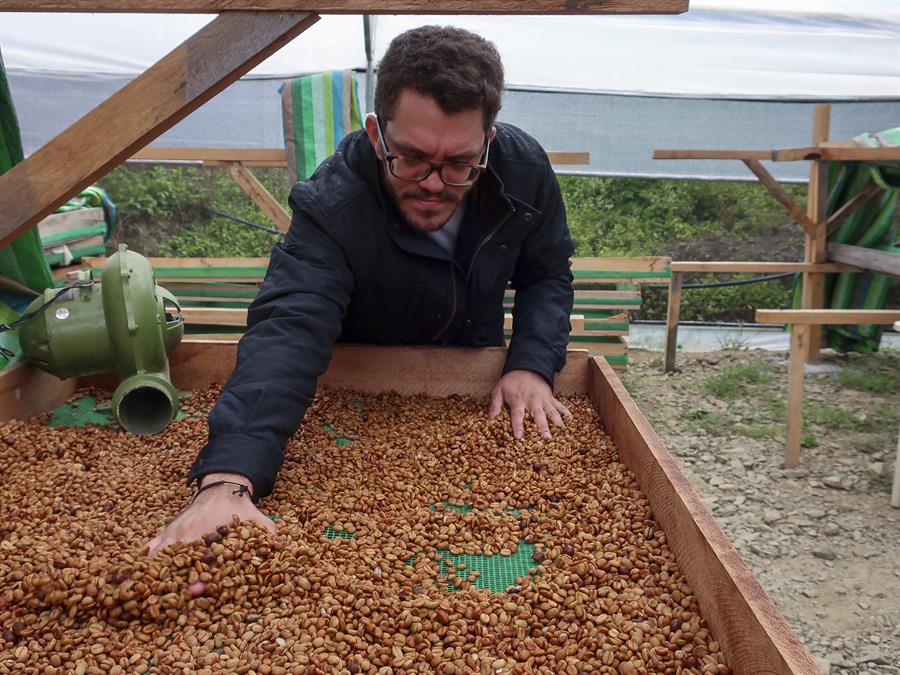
[622,349,900,674]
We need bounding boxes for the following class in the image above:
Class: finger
[547,403,565,428]
[488,387,504,418]
[511,404,526,439]
[554,399,572,418]
[532,406,552,440]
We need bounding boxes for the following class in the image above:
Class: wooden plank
[742,160,816,236]
[0,1,689,14]
[0,11,320,250]
[826,183,882,236]
[0,363,78,422]
[803,104,831,363]
[222,161,292,233]
[786,324,808,469]
[571,256,671,272]
[37,208,106,240]
[653,149,772,160]
[773,146,900,162]
[827,243,900,278]
[664,271,682,373]
[756,309,900,325]
[114,342,592,396]
[671,261,855,274]
[587,357,818,673]
[132,146,589,166]
[82,256,269,269]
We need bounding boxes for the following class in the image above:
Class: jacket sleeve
[503,159,575,386]
[186,191,353,500]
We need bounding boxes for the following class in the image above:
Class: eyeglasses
[375,116,489,187]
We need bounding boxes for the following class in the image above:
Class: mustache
[403,188,457,202]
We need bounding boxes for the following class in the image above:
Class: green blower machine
[19,245,184,435]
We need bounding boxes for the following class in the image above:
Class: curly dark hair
[374,26,504,130]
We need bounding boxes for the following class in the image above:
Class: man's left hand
[489,369,571,440]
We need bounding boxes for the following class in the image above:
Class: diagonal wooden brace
[742,159,817,237]
[0,11,319,249]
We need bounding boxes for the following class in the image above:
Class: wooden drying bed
[0,344,818,673]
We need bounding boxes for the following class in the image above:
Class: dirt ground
[621,349,899,674]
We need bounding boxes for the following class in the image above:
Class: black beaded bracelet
[193,480,253,503]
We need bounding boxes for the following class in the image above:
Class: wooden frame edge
[587,356,818,674]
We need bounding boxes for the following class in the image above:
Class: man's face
[365,89,494,233]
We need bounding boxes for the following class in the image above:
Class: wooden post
[802,104,831,363]
[0,11,319,249]
[664,271,683,373]
[785,324,809,468]
[222,161,292,233]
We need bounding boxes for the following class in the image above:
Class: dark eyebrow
[391,139,482,163]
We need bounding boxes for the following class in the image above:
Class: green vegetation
[97,164,896,322]
[703,361,771,399]
[836,352,900,394]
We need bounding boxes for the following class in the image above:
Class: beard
[385,176,469,233]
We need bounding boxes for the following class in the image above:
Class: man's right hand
[145,472,277,557]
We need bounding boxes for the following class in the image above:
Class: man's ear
[488,126,497,143]
[364,113,383,160]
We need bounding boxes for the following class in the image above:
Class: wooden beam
[671,261,855,274]
[742,159,816,236]
[802,104,831,363]
[82,256,269,268]
[0,0,689,14]
[653,149,772,160]
[785,324,808,469]
[571,256,671,272]
[773,146,900,162]
[0,11,320,250]
[222,161,292,233]
[826,183,882,236]
[587,357,819,673]
[756,309,900,325]
[664,271,682,373]
[130,146,591,166]
[827,243,900,278]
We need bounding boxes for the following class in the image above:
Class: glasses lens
[441,165,479,186]
[390,157,430,181]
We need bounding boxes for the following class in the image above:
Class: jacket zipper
[466,210,514,282]
[431,262,458,343]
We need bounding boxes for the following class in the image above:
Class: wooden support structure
[756,309,900,471]
[655,103,898,371]
[827,243,900,278]
[0,11,320,250]
[0,0,689,12]
[802,104,831,363]
[664,271,682,373]
[661,260,858,374]
[221,161,292,233]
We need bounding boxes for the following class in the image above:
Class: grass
[703,361,772,399]
[804,400,897,432]
[836,352,900,395]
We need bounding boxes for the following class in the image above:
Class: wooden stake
[664,271,682,373]
[802,104,831,363]
[0,11,319,249]
[222,161,292,233]
[786,324,808,468]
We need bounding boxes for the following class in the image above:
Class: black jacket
[187,123,575,499]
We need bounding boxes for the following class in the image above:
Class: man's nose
[418,169,445,194]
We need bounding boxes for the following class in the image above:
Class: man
[147,26,575,555]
